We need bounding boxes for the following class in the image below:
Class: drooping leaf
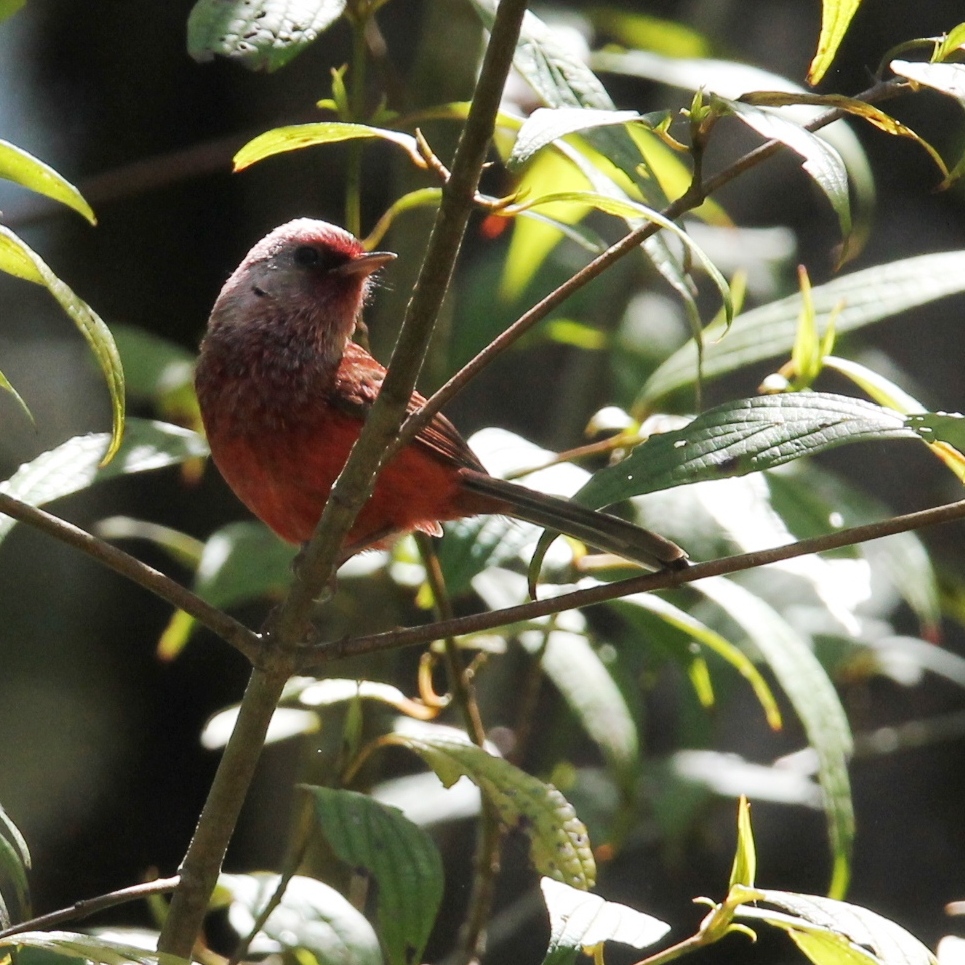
[642,251,965,405]
[734,887,938,965]
[576,393,917,509]
[0,419,208,545]
[384,731,596,888]
[0,140,95,223]
[220,872,381,964]
[0,226,124,462]
[698,579,854,897]
[187,0,346,71]
[540,877,670,965]
[715,97,851,241]
[807,0,863,85]
[234,122,424,171]
[304,786,444,965]
[509,107,656,169]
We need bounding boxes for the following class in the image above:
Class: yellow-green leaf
[0,140,95,223]
[729,797,756,890]
[808,0,863,85]
[0,227,124,462]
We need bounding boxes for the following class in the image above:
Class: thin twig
[393,79,906,453]
[0,877,180,940]
[299,496,965,669]
[0,492,260,662]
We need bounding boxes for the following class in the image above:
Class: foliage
[2,1,965,965]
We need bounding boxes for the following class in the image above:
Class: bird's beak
[335,251,397,277]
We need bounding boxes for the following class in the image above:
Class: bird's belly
[206,409,470,548]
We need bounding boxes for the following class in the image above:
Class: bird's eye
[293,245,321,267]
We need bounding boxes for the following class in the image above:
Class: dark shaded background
[1,0,965,960]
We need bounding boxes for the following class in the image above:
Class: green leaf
[735,888,937,965]
[234,122,424,170]
[642,251,965,404]
[540,877,670,965]
[610,592,782,730]
[807,0,862,85]
[0,419,208,546]
[0,226,124,462]
[891,60,965,109]
[187,0,346,71]
[0,368,33,425]
[519,627,641,795]
[577,393,917,508]
[0,0,27,23]
[715,97,851,242]
[698,579,854,897]
[934,24,965,63]
[111,324,198,421]
[729,797,756,890]
[0,140,95,223]
[385,731,596,888]
[220,872,381,964]
[587,10,711,58]
[304,787,443,965]
[0,803,30,927]
[0,930,163,965]
[907,411,965,450]
[509,107,655,168]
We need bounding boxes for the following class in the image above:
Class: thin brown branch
[393,79,906,454]
[0,491,260,662]
[299,496,965,669]
[0,876,180,940]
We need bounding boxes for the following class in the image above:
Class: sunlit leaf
[576,393,917,508]
[641,251,965,404]
[715,97,851,241]
[699,579,854,897]
[0,226,124,462]
[808,0,862,85]
[305,787,443,965]
[384,731,595,887]
[540,877,670,965]
[735,887,938,965]
[0,139,95,223]
[729,797,756,890]
[509,107,656,168]
[588,9,711,58]
[0,419,207,545]
[187,0,346,71]
[934,24,965,63]
[0,930,162,965]
[221,872,381,963]
[891,60,965,109]
[234,122,424,171]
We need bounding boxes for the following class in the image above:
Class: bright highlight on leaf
[0,140,96,223]
[187,0,346,72]
[729,798,756,890]
[808,0,863,85]
[234,122,425,171]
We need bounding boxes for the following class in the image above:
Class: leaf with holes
[305,787,443,965]
[385,732,595,888]
[0,227,124,462]
[576,393,917,509]
[187,0,346,71]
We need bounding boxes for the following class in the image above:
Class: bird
[194,218,688,570]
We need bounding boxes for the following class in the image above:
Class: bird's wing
[331,342,487,473]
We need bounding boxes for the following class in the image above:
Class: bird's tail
[459,471,688,571]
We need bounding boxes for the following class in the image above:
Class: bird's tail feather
[460,471,688,570]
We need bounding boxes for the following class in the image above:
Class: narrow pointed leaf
[729,797,756,890]
[699,579,854,897]
[0,930,164,965]
[0,419,208,545]
[187,0,346,71]
[716,97,851,240]
[577,393,917,509]
[540,877,670,965]
[0,227,124,461]
[0,140,95,223]
[0,369,32,424]
[305,787,444,965]
[234,122,424,171]
[808,0,862,85]
[385,732,595,888]
[891,60,965,109]
[642,251,965,403]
